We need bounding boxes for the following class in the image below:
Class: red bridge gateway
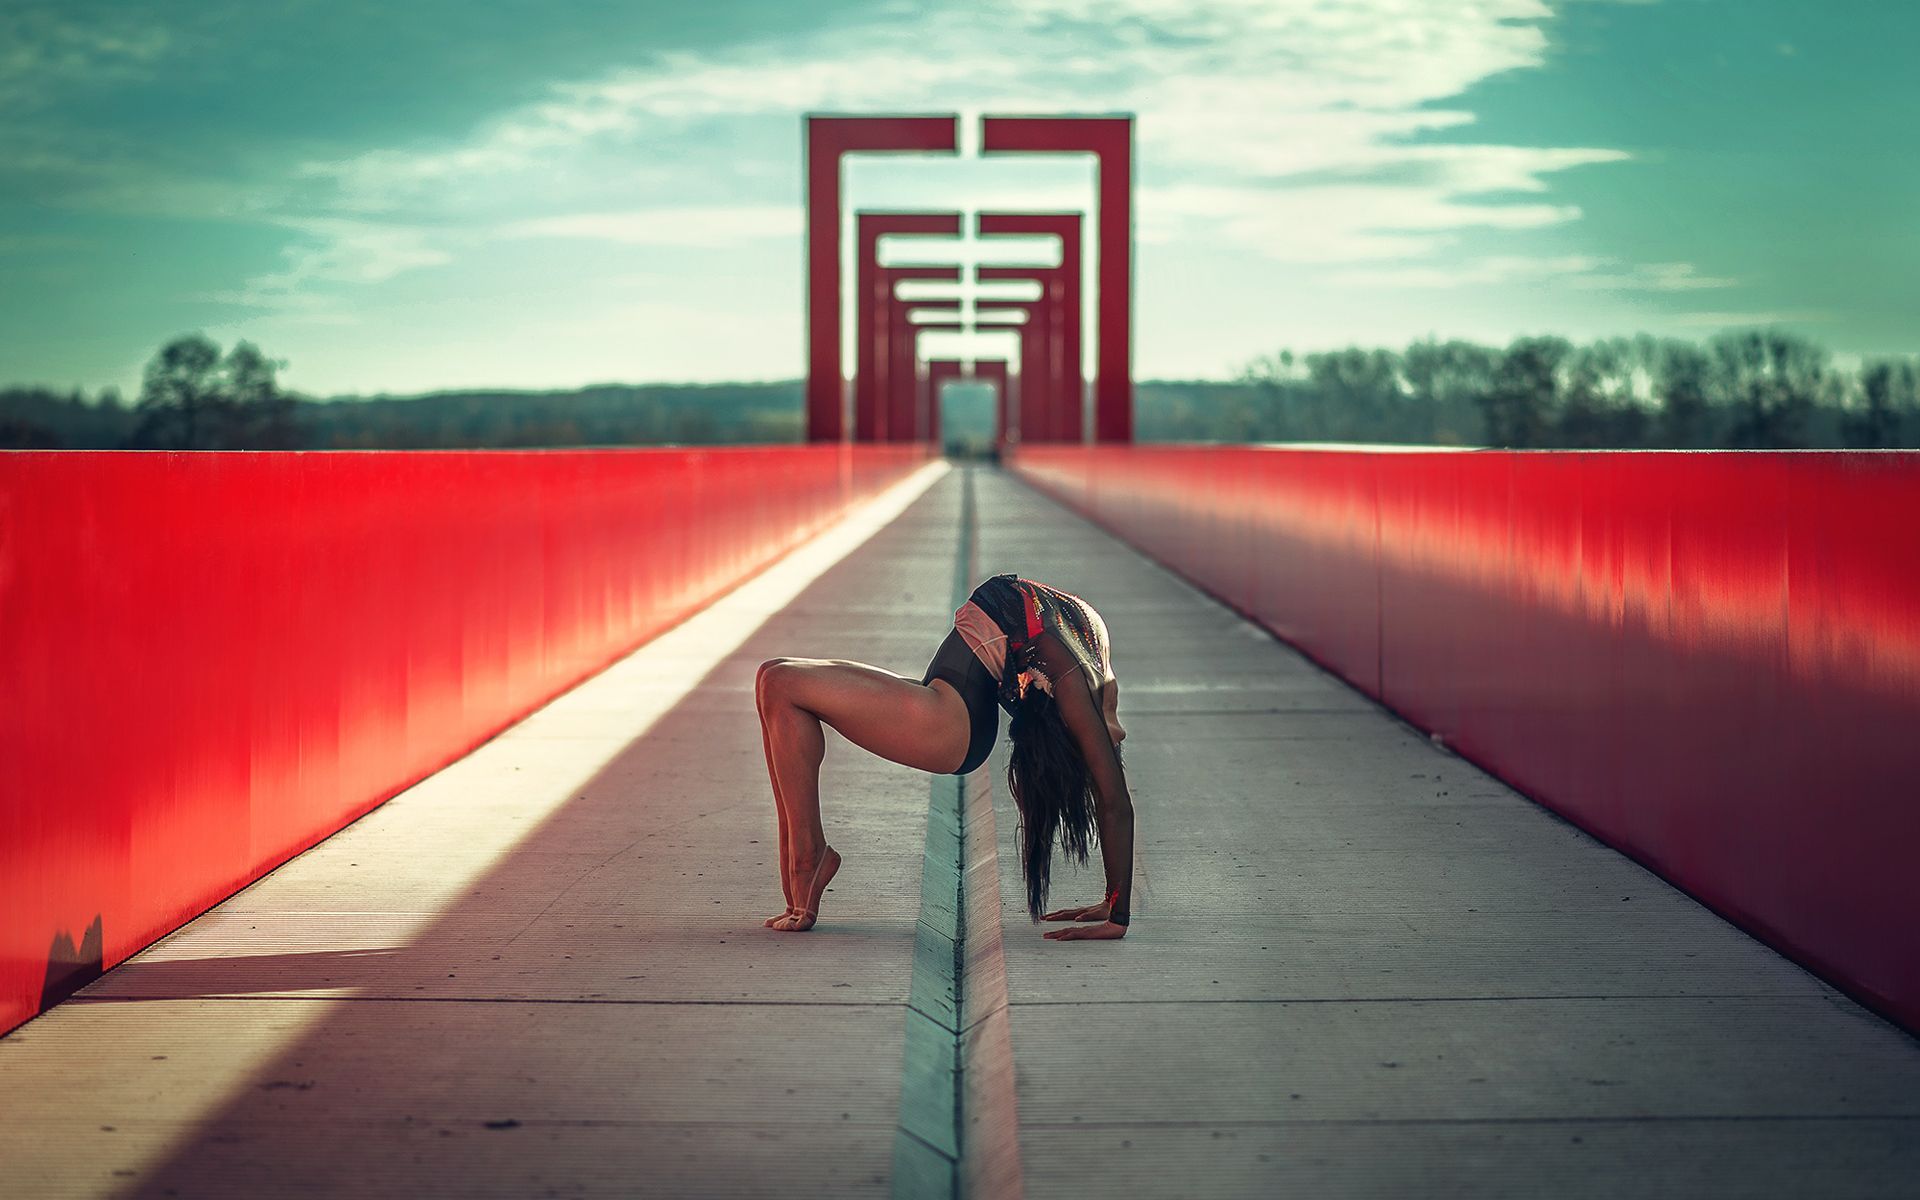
[0,112,1917,1200]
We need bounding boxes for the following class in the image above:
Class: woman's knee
[757,657,800,706]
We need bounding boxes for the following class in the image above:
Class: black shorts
[922,628,1000,775]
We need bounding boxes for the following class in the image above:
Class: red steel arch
[804,116,959,441]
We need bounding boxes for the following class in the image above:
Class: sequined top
[956,573,1115,714]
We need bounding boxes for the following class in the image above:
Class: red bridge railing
[0,445,928,1034]
[1012,445,1920,1032]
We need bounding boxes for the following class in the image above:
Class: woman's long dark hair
[1005,686,1097,921]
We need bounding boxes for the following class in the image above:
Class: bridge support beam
[855,213,961,443]
[805,117,959,442]
[975,266,1070,444]
[973,297,1055,446]
[977,360,1011,448]
[978,212,1084,443]
[873,262,959,444]
[980,116,1131,442]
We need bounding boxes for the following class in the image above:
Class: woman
[754,572,1134,940]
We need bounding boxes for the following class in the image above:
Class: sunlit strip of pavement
[0,461,956,1199]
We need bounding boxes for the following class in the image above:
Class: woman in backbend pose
[755,573,1133,940]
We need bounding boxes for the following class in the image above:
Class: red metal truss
[805,116,959,441]
[980,116,1132,442]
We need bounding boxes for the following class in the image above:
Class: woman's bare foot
[763,849,798,925]
[772,846,841,932]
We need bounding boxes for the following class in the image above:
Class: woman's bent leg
[755,658,970,930]
[755,659,799,925]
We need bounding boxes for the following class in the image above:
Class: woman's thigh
[763,658,969,775]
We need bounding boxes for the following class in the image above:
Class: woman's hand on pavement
[1040,901,1111,923]
[1043,920,1127,941]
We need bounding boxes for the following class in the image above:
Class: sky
[2,0,1915,399]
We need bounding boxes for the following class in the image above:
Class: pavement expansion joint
[891,465,1023,1200]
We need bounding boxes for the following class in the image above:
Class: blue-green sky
[3,0,1913,397]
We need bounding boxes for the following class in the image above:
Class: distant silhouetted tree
[1481,336,1571,447]
[0,386,134,447]
[133,334,226,449]
[0,416,62,448]
[223,340,301,448]
[1844,359,1920,448]
[1559,337,1651,447]
[1653,339,1715,447]
[1304,348,1404,441]
[1402,337,1497,445]
[1710,329,1831,449]
[132,334,303,449]
[1234,350,1312,442]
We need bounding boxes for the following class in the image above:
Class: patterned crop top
[954,573,1115,714]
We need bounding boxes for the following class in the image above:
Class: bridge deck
[3,464,1918,1198]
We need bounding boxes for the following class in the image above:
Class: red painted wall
[0,445,927,1035]
[1012,445,1920,1032]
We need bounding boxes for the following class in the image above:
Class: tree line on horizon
[0,333,807,451]
[3,328,1918,451]
[1162,330,1920,450]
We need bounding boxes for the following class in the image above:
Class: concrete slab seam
[958,763,1025,1200]
[891,466,972,1199]
[892,465,1024,1200]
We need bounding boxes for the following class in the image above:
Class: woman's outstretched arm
[1032,632,1133,941]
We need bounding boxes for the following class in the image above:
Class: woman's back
[964,574,1114,707]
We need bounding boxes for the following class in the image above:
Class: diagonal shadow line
[48,470,966,1199]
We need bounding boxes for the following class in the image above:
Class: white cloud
[288,0,1629,252]
[496,206,802,247]
[1328,254,1608,289]
[1669,309,1828,328]
[260,217,452,285]
[189,285,363,328]
[1567,260,1739,291]
[1328,254,1735,292]
[0,10,174,110]
[1144,181,1586,263]
[190,218,451,320]
[292,46,1018,214]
